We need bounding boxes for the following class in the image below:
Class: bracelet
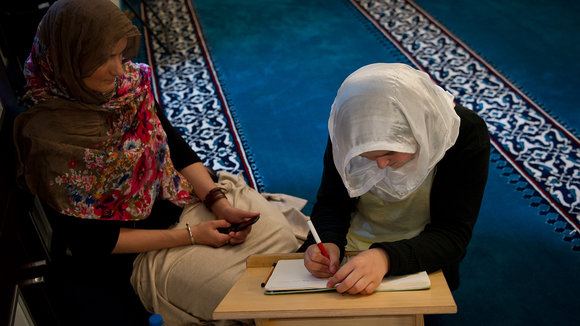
[203,187,226,210]
[185,223,195,245]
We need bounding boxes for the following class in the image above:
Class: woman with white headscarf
[300,63,490,294]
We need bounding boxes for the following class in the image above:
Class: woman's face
[361,150,416,169]
[82,37,127,93]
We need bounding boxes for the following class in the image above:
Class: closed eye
[375,151,395,159]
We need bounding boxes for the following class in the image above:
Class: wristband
[185,223,195,245]
[203,187,226,210]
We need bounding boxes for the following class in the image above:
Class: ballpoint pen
[306,218,330,259]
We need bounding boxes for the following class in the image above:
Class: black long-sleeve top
[299,105,490,290]
[44,105,201,258]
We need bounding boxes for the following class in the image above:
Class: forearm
[371,226,469,276]
[179,162,232,218]
[113,227,192,253]
[179,162,226,209]
[180,162,218,199]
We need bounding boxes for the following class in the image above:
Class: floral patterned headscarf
[14,0,196,220]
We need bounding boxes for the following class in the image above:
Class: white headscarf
[329,63,460,201]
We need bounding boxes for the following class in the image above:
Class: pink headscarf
[14,0,196,220]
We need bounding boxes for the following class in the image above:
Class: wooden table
[213,253,457,326]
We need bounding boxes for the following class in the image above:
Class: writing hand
[326,248,390,295]
[304,243,340,278]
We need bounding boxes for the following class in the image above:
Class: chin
[99,84,116,94]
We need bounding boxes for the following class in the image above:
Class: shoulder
[455,104,487,131]
[453,104,490,150]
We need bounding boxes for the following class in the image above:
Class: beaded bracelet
[185,223,195,245]
[203,187,226,210]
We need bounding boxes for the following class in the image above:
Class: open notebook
[264,259,430,295]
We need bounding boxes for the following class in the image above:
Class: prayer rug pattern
[141,0,261,190]
[142,0,579,250]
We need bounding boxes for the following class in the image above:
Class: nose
[376,157,389,169]
[110,56,124,76]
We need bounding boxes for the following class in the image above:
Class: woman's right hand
[190,219,233,248]
[304,243,340,278]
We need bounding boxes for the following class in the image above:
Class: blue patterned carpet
[135,0,579,324]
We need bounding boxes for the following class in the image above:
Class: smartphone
[218,215,260,234]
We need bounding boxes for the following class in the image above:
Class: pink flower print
[94,156,105,170]
[95,190,130,220]
[68,158,78,169]
[177,190,192,200]
[130,150,159,196]
[133,104,154,142]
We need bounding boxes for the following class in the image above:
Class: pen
[306,218,330,259]
[261,263,276,287]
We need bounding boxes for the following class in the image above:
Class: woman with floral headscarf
[14,0,298,324]
[301,63,490,294]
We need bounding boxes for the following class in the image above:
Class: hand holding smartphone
[217,215,260,234]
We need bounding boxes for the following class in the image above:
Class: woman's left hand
[326,248,390,295]
[225,225,253,245]
[214,203,259,224]
[213,203,260,245]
